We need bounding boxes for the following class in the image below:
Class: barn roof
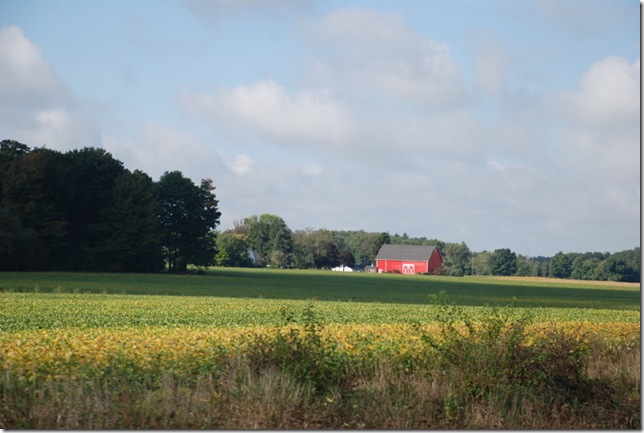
[375,244,440,261]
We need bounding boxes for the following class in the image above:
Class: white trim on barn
[402,263,415,274]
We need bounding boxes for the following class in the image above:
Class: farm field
[0,267,640,309]
[0,269,640,429]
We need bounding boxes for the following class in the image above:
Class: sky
[0,0,640,257]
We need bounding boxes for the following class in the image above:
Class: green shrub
[419,292,596,404]
[245,304,348,394]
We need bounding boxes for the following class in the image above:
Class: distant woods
[0,140,639,282]
[217,221,640,282]
[0,140,220,272]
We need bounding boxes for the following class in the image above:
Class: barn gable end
[375,244,443,274]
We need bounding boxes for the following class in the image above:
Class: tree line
[0,140,220,272]
[216,214,640,283]
[1,140,639,282]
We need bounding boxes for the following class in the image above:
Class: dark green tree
[343,230,375,268]
[372,232,391,262]
[314,241,340,269]
[338,249,356,268]
[488,248,518,276]
[156,171,221,272]
[601,248,640,282]
[570,253,606,280]
[0,146,69,269]
[291,229,343,269]
[443,242,472,276]
[530,256,550,277]
[0,140,30,199]
[0,208,38,271]
[515,255,533,276]
[98,170,163,272]
[244,214,293,268]
[62,147,126,270]
[549,252,573,279]
[292,229,316,269]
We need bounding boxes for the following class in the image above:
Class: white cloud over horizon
[0,0,639,257]
[303,7,470,110]
[0,26,101,151]
[178,78,355,148]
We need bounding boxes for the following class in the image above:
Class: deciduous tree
[244,214,293,268]
[156,171,220,272]
[99,170,163,272]
[549,252,573,279]
[443,242,472,276]
[215,231,253,267]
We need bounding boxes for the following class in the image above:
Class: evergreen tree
[488,248,518,276]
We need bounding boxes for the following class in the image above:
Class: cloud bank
[0,26,100,150]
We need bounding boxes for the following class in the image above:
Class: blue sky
[0,0,640,257]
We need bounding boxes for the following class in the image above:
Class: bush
[418,292,600,403]
[245,304,348,394]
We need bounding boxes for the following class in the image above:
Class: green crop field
[0,268,640,429]
[0,267,640,310]
[0,267,639,332]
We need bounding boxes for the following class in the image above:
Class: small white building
[331,265,354,272]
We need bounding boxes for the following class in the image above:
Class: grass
[0,267,639,309]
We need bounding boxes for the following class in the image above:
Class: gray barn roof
[375,244,439,262]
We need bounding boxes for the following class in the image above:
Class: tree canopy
[488,248,518,276]
[0,140,220,272]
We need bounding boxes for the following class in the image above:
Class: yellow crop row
[1,322,639,381]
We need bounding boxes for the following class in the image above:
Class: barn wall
[376,260,428,274]
[427,251,443,273]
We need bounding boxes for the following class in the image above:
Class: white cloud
[471,28,511,98]
[178,78,355,147]
[0,26,100,149]
[228,154,253,175]
[103,122,227,181]
[560,56,640,129]
[304,8,469,110]
[527,55,641,250]
[554,56,639,193]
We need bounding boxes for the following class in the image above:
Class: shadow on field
[0,268,639,310]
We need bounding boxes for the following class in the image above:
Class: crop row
[0,293,639,333]
[1,322,639,382]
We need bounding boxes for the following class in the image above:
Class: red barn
[375,244,443,275]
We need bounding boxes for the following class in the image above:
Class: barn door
[402,263,415,274]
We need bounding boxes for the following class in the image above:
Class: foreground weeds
[0,302,640,429]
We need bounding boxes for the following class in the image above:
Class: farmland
[0,267,640,308]
[0,269,640,428]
